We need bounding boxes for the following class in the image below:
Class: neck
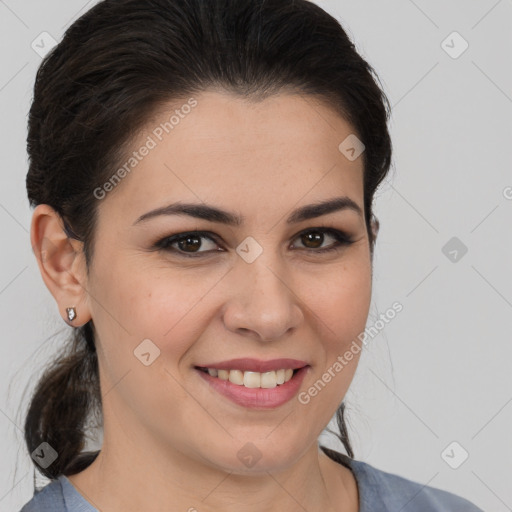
[68,420,356,512]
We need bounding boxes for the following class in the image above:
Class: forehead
[98,90,365,226]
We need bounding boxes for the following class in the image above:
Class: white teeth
[203,367,297,388]
[243,371,261,388]
[260,371,276,389]
[228,370,244,385]
[218,369,229,380]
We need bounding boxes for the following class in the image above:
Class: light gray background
[1,1,511,510]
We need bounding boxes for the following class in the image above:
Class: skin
[31,89,379,512]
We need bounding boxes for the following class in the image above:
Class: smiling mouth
[194,366,302,389]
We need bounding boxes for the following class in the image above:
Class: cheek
[88,263,205,425]
[306,256,372,347]
[101,264,227,374]
[295,262,370,430]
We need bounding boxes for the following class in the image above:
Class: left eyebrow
[133,196,363,226]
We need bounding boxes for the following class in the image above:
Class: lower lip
[195,366,310,409]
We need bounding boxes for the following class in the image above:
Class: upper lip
[195,358,309,373]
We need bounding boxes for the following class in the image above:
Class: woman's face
[84,90,373,472]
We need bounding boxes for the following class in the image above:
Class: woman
[20,0,483,510]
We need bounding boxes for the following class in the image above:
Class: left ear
[371,214,380,241]
[369,214,380,265]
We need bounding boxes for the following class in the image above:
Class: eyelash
[153,227,355,258]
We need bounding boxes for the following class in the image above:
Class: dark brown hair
[24,0,392,483]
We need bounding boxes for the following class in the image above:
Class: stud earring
[66,307,77,322]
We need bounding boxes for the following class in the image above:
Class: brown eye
[175,234,203,253]
[292,228,354,253]
[300,230,326,249]
[156,231,221,256]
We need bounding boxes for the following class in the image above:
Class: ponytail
[23,321,101,480]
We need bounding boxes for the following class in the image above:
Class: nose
[222,256,304,342]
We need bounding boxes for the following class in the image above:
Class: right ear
[30,204,92,327]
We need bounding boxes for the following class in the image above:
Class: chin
[202,438,305,475]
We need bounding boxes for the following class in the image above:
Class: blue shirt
[19,448,484,511]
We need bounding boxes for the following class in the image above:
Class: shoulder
[321,446,484,512]
[351,458,484,511]
[19,477,66,512]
